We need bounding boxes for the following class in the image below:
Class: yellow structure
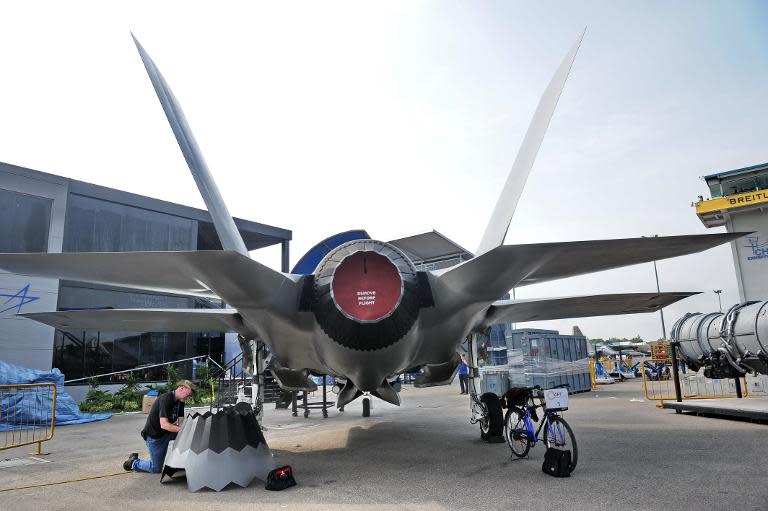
[695,162,768,302]
[696,188,768,227]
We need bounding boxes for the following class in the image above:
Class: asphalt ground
[1,380,766,511]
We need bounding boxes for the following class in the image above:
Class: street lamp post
[714,289,722,313]
[645,235,667,341]
[652,258,667,341]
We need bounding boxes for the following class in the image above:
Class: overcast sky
[1,1,766,340]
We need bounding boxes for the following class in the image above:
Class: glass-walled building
[52,283,227,382]
[0,161,291,382]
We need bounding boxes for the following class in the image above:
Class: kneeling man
[124,380,195,473]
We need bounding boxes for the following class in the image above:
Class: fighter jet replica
[0,33,743,414]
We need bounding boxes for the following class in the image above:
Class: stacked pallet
[480,327,591,395]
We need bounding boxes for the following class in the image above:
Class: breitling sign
[726,190,768,206]
[696,189,768,215]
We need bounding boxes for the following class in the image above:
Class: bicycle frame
[517,403,564,446]
[507,388,577,471]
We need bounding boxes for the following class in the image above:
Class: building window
[53,283,225,382]
[63,194,196,252]
[0,188,52,253]
[53,329,225,383]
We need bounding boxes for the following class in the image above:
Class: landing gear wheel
[479,393,503,441]
[543,416,578,472]
[504,407,531,458]
[362,398,371,417]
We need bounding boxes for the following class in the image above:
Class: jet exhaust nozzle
[312,240,420,351]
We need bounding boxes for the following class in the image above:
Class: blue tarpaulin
[0,360,111,430]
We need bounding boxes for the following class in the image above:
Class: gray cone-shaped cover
[162,404,274,492]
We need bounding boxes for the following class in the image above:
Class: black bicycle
[503,385,578,472]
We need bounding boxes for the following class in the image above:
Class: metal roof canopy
[703,162,768,183]
[67,177,291,251]
[387,230,473,265]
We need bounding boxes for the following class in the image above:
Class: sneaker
[123,452,139,471]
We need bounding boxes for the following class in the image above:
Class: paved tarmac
[1,380,766,511]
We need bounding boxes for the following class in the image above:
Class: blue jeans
[133,434,172,473]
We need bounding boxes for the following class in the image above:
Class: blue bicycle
[503,385,578,471]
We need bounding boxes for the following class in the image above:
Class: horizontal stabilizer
[479,292,697,329]
[21,308,250,335]
[438,232,745,305]
[0,251,298,311]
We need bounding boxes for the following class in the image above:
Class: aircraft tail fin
[475,30,584,257]
[132,34,249,256]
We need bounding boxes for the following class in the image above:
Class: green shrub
[113,373,143,410]
[80,377,113,412]
[192,362,219,405]
[165,364,180,389]
[80,373,146,413]
[122,401,141,412]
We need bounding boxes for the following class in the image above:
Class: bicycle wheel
[504,407,531,458]
[543,415,578,471]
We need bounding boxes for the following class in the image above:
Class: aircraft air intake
[312,240,420,351]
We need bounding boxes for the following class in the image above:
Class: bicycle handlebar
[527,383,570,407]
[529,383,569,391]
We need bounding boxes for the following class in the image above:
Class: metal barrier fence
[642,358,748,403]
[745,374,768,397]
[1,383,57,455]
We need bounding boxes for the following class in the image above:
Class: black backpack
[265,465,297,491]
[542,448,571,477]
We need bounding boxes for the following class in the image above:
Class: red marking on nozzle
[331,251,402,322]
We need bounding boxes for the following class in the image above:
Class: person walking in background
[458,356,469,394]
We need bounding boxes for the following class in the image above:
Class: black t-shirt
[141,391,185,439]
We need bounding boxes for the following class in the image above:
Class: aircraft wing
[0,251,299,311]
[437,233,744,305]
[21,308,252,335]
[478,292,696,330]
